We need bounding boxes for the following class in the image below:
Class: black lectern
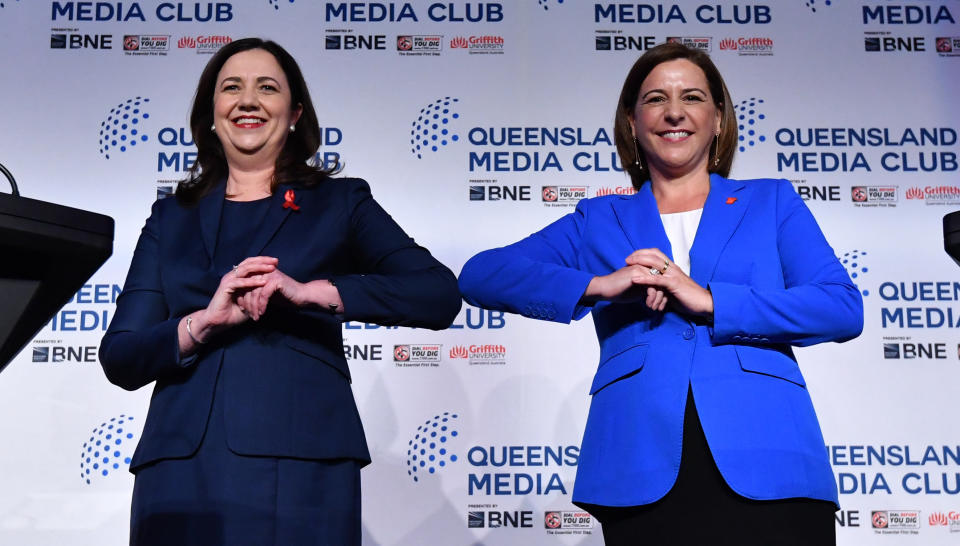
[0,193,114,372]
[945,211,960,267]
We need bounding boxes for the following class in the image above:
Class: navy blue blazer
[459,175,863,507]
[100,178,460,470]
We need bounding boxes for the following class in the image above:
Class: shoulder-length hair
[613,41,737,189]
[176,38,338,205]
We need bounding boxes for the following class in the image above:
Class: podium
[0,193,114,372]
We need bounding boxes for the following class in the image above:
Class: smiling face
[630,58,722,181]
[212,48,302,169]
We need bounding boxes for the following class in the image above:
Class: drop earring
[289,124,296,133]
[633,137,643,170]
[211,123,216,132]
[712,132,720,167]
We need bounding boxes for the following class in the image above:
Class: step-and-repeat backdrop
[1,1,958,544]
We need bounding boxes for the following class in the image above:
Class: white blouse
[659,208,703,276]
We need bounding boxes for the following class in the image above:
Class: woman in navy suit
[458,42,862,544]
[100,38,461,545]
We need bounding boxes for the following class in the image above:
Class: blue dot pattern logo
[803,0,832,13]
[80,415,137,485]
[734,98,766,153]
[266,0,295,10]
[838,249,869,297]
[99,97,151,159]
[406,412,459,483]
[537,0,565,10]
[410,97,460,159]
[0,0,20,9]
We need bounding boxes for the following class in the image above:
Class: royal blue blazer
[100,178,461,470]
[458,175,863,507]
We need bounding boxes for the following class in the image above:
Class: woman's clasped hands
[206,256,321,325]
[584,248,714,318]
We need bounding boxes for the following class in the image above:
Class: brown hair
[614,42,737,189]
[176,38,339,205]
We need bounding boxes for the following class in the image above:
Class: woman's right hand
[581,265,669,311]
[177,257,276,355]
[196,257,277,333]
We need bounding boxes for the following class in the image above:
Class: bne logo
[469,185,532,201]
[595,35,656,51]
[792,181,840,201]
[32,345,98,363]
[882,342,947,359]
[343,343,382,361]
[865,36,925,52]
[835,510,860,528]
[468,510,534,528]
[325,34,386,50]
[50,33,112,49]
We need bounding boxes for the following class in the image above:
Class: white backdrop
[1,1,959,544]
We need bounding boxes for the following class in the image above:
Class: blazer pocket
[590,343,649,395]
[735,345,805,387]
[284,337,352,382]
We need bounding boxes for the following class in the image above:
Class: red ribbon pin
[282,189,300,211]
[725,197,737,205]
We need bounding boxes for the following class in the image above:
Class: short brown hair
[614,42,737,189]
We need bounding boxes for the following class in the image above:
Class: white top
[659,208,703,276]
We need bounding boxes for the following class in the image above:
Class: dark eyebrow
[641,87,708,99]
[218,76,282,87]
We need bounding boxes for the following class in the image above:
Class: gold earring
[712,132,720,167]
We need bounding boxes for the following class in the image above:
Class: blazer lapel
[611,183,673,261]
[689,174,749,285]
[244,184,295,257]
[197,181,226,263]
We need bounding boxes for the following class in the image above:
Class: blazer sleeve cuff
[522,269,595,323]
[706,281,746,343]
[329,274,370,323]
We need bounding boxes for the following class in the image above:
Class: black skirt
[582,387,836,546]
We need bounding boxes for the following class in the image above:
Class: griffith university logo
[802,0,833,14]
[733,97,766,154]
[838,249,870,297]
[537,0,566,10]
[80,414,138,485]
[409,97,461,159]
[406,411,460,483]
[99,97,151,159]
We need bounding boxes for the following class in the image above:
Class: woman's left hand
[236,262,343,319]
[625,248,714,318]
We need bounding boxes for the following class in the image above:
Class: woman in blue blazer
[459,43,862,544]
[99,38,461,545]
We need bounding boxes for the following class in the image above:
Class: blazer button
[682,328,695,340]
